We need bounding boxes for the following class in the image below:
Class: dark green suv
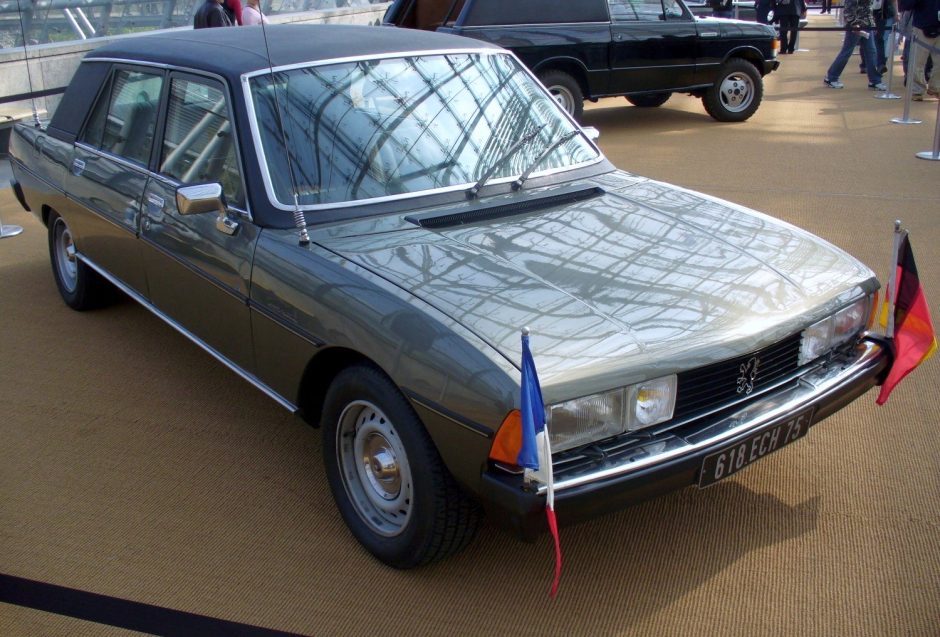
[383,0,780,122]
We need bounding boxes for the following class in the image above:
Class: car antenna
[14,0,43,128]
[257,20,310,246]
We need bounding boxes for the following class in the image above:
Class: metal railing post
[875,22,900,99]
[892,35,923,124]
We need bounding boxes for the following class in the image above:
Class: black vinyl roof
[84,24,500,84]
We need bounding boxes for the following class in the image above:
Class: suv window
[465,0,609,25]
[609,0,687,21]
[81,68,163,166]
[159,76,245,210]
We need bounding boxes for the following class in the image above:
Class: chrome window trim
[241,48,604,213]
[74,141,154,175]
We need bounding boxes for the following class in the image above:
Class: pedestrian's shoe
[912,93,925,101]
[824,78,844,89]
[868,82,887,91]
[879,65,888,75]
[928,89,940,99]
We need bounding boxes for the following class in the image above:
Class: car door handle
[71,158,85,176]
[614,33,623,41]
[146,193,164,215]
[700,31,720,37]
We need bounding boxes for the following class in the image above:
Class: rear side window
[80,68,163,166]
[159,76,245,210]
[463,0,608,25]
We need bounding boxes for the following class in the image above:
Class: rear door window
[80,68,163,166]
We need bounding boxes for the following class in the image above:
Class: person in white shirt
[242,0,267,25]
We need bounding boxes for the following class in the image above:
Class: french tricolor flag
[518,329,562,599]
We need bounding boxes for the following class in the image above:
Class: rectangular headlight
[548,389,624,453]
[832,297,869,347]
[547,374,678,452]
[799,296,871,365]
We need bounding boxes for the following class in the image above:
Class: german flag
[877,230,937,405]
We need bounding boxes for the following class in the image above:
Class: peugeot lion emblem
[737,356,760,395]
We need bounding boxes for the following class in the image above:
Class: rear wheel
[626,92,671,108]
[703,59,763,122]
[538,70,584,121]
[48,212,114,310]
[322,364,480,568]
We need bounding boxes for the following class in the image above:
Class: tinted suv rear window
[463,0,609,25]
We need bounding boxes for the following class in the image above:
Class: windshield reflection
[249,52,598,207]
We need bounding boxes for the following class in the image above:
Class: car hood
[316,173,876,398]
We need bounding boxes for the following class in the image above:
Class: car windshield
[247,51,599,208]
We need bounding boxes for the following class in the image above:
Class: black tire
[538,70,584,121]
[626,92,671,108]
[703,59,763,122]
[47,212,114,310]
[321,364,481,568]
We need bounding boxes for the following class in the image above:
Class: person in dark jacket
[824,0,886,88]
[194,0,233,29]
[773,0,807,53]
[899,0,940,98]
[756,0,773,23]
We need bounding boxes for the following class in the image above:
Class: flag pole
[881,219,901,339]
[519,327,562,598]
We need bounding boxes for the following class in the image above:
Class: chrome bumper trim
[540,339,886,494]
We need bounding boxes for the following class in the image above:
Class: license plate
[698,408,815,488]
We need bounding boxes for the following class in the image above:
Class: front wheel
[703,59,763,122]
[537,70,584,121]
[321,364,480,568]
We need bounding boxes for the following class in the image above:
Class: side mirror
[582,126,600,141]
[176,182,238,236]
[176,182,225,216]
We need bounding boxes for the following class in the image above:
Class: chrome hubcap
[718,73,754,112]
[53,218,78,292]
[337,400,413,537]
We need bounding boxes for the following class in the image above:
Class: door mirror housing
[176,183,226,216]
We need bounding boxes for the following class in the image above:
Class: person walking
[862,0,898,74]
[824,0,887,89]
[774,0,808,53]
[194,0,233,28]
[899,0,940,99]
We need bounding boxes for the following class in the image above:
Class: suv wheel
[538,70,584,121]
[703,59,763,122]
[626,93,671,108]
[322,364,481,568]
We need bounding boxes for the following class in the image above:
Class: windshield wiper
[466,124,545,199]
[512,130,581,191]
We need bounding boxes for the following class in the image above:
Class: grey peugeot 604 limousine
[9,24,889,568]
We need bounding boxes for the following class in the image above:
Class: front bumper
[764,58,781,74]
[480,337,889,540]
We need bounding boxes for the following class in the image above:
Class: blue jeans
[827,30,882,84]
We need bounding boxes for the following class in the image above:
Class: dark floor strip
[0,573,306,637]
